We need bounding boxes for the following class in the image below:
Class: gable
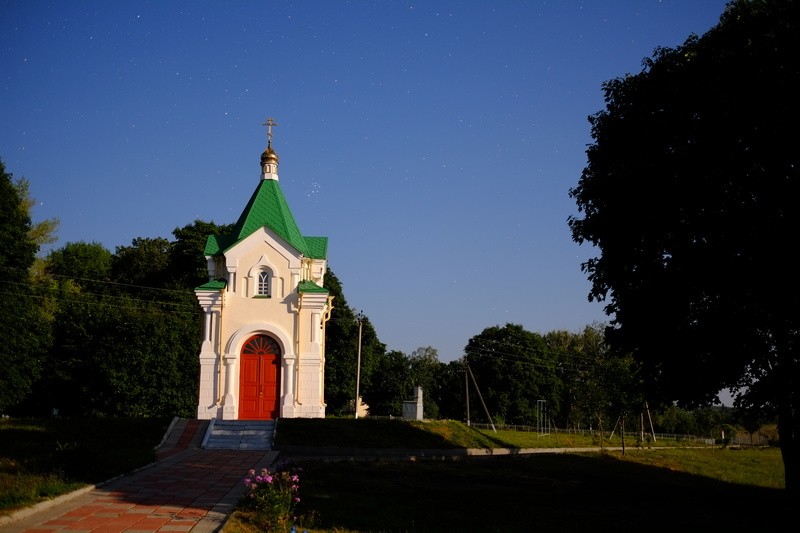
[224,225,304,274]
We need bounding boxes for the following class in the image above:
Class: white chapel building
[194,122,332,420]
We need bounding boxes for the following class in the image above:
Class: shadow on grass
[276,418,464,449]
[291,453,790,532]
[463,424,521,449]
[0,418,169,484]
[274,418,526,451]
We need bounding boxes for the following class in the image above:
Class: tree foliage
[408,347,442,418]
[363,346,447,419]
[568,0,800,491]
[0,160,51,413]
[169,220,233,288]
[322,268,386,415]
[464,324,558,425]
[13,177,59,248]
[363,350,412,416]
[18,221,235,417]
[546,324,637,431]
[47,241,112,282]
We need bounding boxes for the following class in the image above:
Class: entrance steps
[202,419,276,450]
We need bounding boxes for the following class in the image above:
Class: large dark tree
[568,0,800,491]
[0,160,50,412]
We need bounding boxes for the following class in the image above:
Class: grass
[224,418,790,533]
[226,448,789,533]
[1,417,789,532]
[0,416,171,515]
[274,417,698,450]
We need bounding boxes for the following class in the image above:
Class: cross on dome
[262,117,278,147]
[260,116,280,178]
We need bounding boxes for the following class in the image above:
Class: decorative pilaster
[222,353,238,419]
[195,287,224,419]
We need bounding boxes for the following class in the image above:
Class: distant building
[195,119,332,420]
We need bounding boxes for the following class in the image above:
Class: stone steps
[202,419,276,450]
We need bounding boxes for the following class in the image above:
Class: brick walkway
[1,439,277,533]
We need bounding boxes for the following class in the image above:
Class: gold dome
[261,144,279,166]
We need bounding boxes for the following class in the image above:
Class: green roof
[304,236,328,259]
[204,178,327,259]
[297,280,328,293]
[195,279,227,291]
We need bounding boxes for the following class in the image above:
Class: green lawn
[1,417,789,532]
[274,417,703,449]
[228,418,789,533]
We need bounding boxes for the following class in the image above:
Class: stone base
[197,404,222,420]
[282,403,325,418]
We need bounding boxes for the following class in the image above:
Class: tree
[568,0,800,491]
[430,360,468,421]
[113,237,170,287]
[30,241,115,416]
[47,241,112,283]
[0,160,50,413]
[32,230,207,418]
[322,268,386,415]
[545,324,637,432]
[363,350,411,416]
[169,220,234,288]
[14,177,59,248]
[464,324,558,425]
[409,346,443,418]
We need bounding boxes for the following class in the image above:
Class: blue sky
[1,0,731,362]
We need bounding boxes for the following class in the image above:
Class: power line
[0,264,195,297]
[1,286,200,318]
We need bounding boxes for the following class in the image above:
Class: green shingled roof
[297,280,328,293]
[304,236,328,259]
[204,178,327,259]
[195,279,227,291]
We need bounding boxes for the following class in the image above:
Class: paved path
[0,447,278,533]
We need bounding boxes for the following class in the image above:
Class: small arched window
[257,270,271,297]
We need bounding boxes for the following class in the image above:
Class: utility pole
[354,311,364,419]
[466,364,496,433]
[464,360,470,426]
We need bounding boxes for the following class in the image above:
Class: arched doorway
[238,334,281,419]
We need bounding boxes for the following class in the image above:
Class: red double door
[238,335,281,420]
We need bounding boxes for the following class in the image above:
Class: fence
[365,416,772,447]
[466,422,771,447]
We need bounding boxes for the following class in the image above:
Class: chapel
[194,119,332,420]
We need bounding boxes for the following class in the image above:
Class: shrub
[240,462,301,532]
